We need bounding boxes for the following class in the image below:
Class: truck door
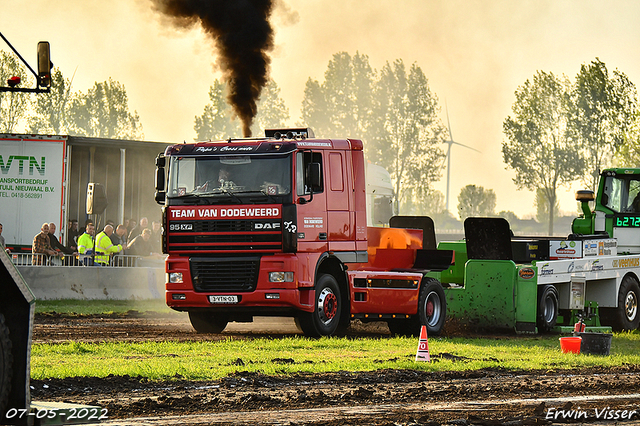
[326,150,355,251]
[296,151,328,252]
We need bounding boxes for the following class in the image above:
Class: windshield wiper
[220,189,243,204]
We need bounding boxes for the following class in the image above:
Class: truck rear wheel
[417,278,446,336]
[0,314,13,415]
[537,285,559,332]
[389,278,447,336]
[600,276,640,331]
[188,311,229,334]
[297,274,342,338]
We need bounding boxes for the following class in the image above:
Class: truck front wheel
[297,274,342,338]
[601,276,640,331]
[537,285,559,332]
[0,314,12,415]
[188,311,229,334]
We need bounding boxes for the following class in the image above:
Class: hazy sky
[3,0,640,219]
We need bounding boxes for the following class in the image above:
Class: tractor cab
[572,168,640,254]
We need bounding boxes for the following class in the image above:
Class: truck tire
[188,311,229,334]
[537,285,559,332]
[386,319,413,336]
[387,278,447,337]
[417,278,447,336]
[297,274,342,338]
[600,276,640,331]
[0,314,13,415]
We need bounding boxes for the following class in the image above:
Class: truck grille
[168,219,282,253]
[190,256,260,292]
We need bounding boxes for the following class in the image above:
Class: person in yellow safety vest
[94,224,127,266]
[77,221,95,254]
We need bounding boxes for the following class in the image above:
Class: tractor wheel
[600,276,640,331]
[188,311,229,334]
[0,314,13,416]
[297,274,342,338]
[537,285,559,332]
[417,278,447,336]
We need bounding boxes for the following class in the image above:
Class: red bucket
[559,336,582,354]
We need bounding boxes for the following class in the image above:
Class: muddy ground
[30,312,640,425]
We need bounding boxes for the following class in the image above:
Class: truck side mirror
[155,167,166,204]
[307,162,321,192]
[37,41,52,88]
[298,162,321,205]
[155,154,166,204]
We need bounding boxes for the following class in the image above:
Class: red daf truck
[154,128,452,337]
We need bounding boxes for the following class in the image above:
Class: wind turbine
[443,104,481,212]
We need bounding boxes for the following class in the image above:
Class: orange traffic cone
[415,325,430,362]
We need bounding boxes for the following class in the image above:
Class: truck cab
[155,129,451,337]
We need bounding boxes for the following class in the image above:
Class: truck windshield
[602,174,640,213]
[167,154,292,202]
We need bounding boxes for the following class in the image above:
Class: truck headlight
[169,272,183,283]
[269,272,294,282]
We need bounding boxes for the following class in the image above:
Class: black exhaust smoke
[153,0,274,137]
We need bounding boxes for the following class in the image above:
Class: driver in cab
[195,167,236,192]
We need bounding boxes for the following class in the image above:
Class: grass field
[31,332,640,381]
[31,300,640,381]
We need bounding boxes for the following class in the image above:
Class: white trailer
[0,134,67,250]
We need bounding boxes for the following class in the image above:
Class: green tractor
[437,168,640,333]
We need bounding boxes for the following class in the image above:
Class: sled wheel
[537,285,559,332]
[601,276,640,331]
[188,311,229,334]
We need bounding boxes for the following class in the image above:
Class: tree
[422,189,446,217]
[28,67,74,134]
[300,78,331,136]
[68,78,143,139]
[457,184,496,221]
[195,80,239,140]
[497,210,519,224]
[300,51,376,140]
[300,53,446,214]
[503,70,582,236]
[195,79,289,140]
[374,60,446,213]
[534,188,559,231]
[614,110,640,166]
[0,50,32,132]
[251,79,289,135]
[568,58,637,191]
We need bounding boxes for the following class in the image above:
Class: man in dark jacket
[48,223,74,255]
[127,228,155,256]
[128,217,148,241]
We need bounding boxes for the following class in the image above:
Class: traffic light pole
[0,31,51,93]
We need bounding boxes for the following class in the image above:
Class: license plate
[208,295,238,304]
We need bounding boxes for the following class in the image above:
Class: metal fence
[10,253,146,267]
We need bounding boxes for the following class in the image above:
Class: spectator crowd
[9,216,164,266]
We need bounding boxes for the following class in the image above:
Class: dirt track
[31,312,640,425]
